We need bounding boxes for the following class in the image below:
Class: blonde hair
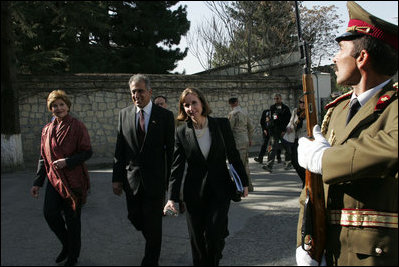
[177,87,212,121]
[47,90,71,111]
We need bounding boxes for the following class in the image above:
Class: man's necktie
[137,109,145,145]
[346,98,361,125]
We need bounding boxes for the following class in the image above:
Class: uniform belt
[329,209,398,229]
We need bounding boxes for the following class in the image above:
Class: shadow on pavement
[1,159,302,266]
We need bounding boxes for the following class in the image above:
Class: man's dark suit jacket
[260,109,271,136]
[270,103,291,138]
[167,116,248,213]
[112,103,175,199]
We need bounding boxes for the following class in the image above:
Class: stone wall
[17,74,301,166]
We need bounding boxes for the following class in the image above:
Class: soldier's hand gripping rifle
[294,1,326,264]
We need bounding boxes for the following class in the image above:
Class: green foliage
[10,1,190,74]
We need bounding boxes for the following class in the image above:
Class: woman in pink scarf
[30,90,92,266]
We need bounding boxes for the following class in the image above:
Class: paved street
[1,158,303,266]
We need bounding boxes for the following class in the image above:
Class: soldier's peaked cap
[335,1,398,50]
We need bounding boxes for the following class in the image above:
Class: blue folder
[228,163,244,193]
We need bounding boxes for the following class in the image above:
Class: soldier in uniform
[228,97,255,191]
[296,1,398,266]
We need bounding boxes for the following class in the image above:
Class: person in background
[228,97,255,192]
[164,87,248,266]
[30,90,92,266]
[262,93,291,172]
[112,74,175,266]
[296,2,398,265]
[153,94,186,212]
[282,95,306,187]
[154,95,168,109]
[254,108,272,164]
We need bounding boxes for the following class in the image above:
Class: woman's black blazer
[168,116,248,211]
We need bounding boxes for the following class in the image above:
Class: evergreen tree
[11,1,70,73]
[2,1,24,170]
[10,1,190,74]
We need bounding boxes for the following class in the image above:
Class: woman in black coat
[164,87,248,266]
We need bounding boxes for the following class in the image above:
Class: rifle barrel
[295,1,327,263]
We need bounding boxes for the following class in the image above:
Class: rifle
[294,1,326,264]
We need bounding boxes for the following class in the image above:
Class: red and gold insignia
[375,95,391,111]
[324,90,352,110]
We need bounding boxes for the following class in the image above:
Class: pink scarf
[41,115,91,211]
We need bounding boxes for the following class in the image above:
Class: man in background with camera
[262,94,291,172]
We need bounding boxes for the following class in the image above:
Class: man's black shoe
[254,157,263,163]
[55,248,68,263]
[64,257,77,266]
[284,162,293,170]
[262,165,272,172]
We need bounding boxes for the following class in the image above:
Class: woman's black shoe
[55,248,68,263]
[64,257,77,266]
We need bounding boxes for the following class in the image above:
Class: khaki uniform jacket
[228,106,254,150]
[297,81,398,266]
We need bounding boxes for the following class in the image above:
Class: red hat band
[347,19,398,50]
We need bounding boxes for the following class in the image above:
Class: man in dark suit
[262,94,291,172]
[112,74,175,266]
[254,108,271,164]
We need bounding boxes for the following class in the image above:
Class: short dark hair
[154,95,167,103]
[228,97,238,104]
[350,35,398,76]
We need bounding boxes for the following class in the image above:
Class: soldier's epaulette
[374,82,397,112]
[374,95,392,111]
[324,90,353,110]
